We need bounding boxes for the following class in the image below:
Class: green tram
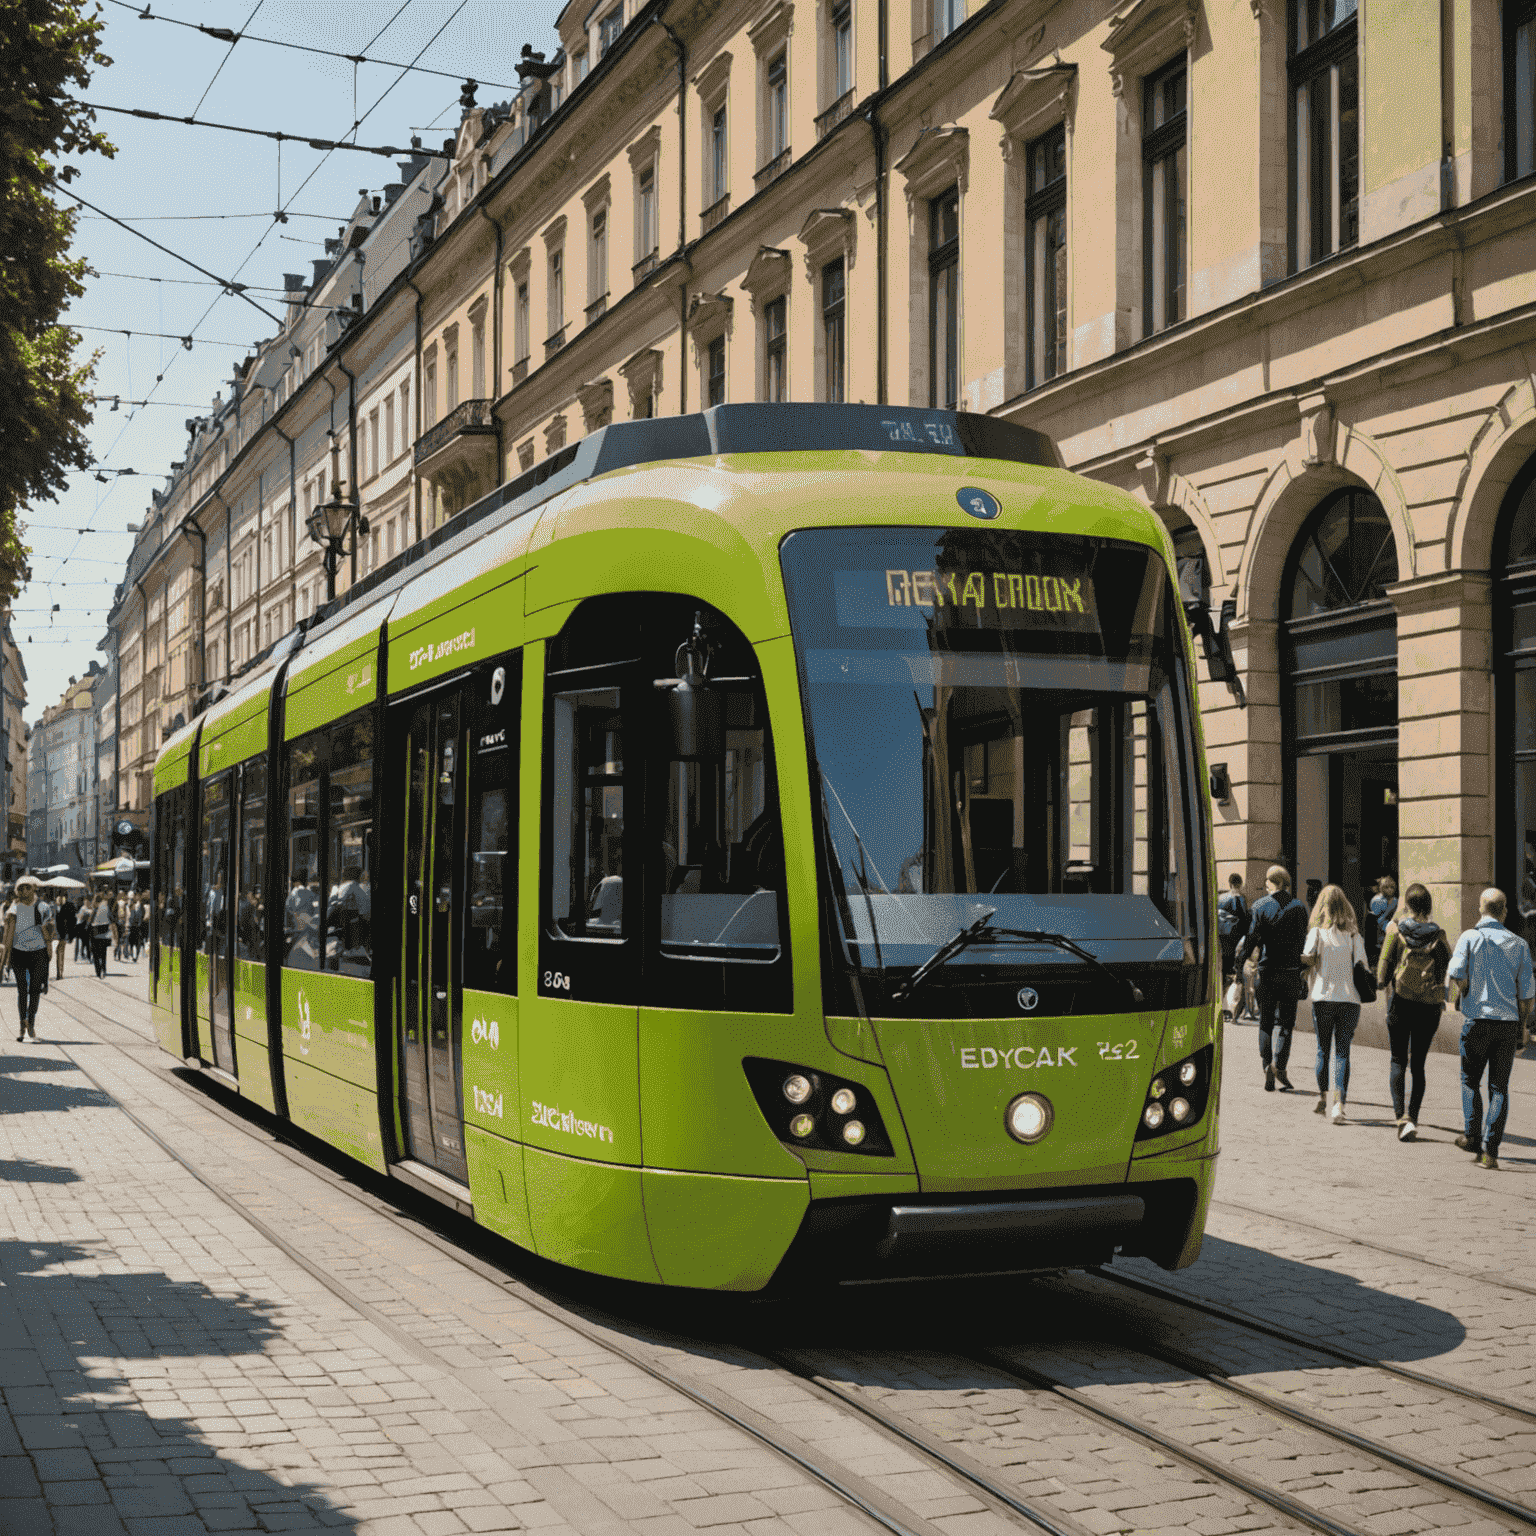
[150,404,1220,1290]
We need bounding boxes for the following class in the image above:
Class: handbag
[1352,931,1377,1004]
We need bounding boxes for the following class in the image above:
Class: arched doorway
[1282,488,1399,918]
[1494,452,1536,946]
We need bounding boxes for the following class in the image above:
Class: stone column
[1389,571,1493,936]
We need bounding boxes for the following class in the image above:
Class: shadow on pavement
[0,1239,357,1535]
[0,1160,81,1184]
[0,1053,114,1114]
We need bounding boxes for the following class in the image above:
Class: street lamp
[306,441,367,604]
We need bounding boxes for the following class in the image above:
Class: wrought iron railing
[413,398,495,465]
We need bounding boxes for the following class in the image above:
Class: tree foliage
[0,0,114,604]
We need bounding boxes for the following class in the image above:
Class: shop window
[1496,456,1536,941]
[1290,0,1358,269]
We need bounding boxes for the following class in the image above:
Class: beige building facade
[104,0,1536,939]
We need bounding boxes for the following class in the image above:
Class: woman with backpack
[1302,884,1370,1124]
[1376,881,1451,1143]
[1218,873,1251,1019]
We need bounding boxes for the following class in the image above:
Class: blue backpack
[1217,892,1249,940]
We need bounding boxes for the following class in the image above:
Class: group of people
[0,877,146,1041]
[1219,867,1531,1170]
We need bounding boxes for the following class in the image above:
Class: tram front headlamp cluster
[743,1057,893,1157]
[1136,1044,1214,1142]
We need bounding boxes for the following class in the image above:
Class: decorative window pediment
[577,377,614,430]
[508,244,531,284]
[990,61,1076,149]
[582,173,612,213]
[693,49,734,100]
[798,208,855,282]
[542,215,568,250]
[742,245,792,308]
[747,0,793,57]
[893,124,968,208]
[1102,0,1197,97]
[619,346,663,403]
[688,291,733,366]
[626,124,662,171]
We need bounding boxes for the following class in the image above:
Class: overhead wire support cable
[103,0,516,90]
[61,191,281,322]
[77,100,450,160]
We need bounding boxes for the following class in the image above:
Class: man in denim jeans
[1447,888,1533,1171]
[1235,864,1309,1092]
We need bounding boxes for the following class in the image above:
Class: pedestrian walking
[113,896,127,961]
[1446,887,1533,1171]
[1218,872,1251,1018]
[1366,876,1398,969]
[54,895,76,981]
[87,892,115,979]
[2,875,56,1042]
[1235,864,1308,1092]
[128,897,145,962]
[1302,884,1369,1124]
[1376,882,1450,1142]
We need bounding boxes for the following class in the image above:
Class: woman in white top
[1,875,56,1042]
[1302,884,1368,1124]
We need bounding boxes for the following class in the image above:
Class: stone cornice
[1385,570,1494,618]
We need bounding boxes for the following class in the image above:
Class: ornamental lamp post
[306,440,367,604]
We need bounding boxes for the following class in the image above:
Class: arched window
[1494,454,1536,942]
[1282,488,1399,920]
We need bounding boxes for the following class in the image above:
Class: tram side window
[236,757,267,962]
[168,785,187,942]
[325,716,373,977]
[200,773,232,955]
[285,736,323,970]
[464,656,520,995]
[550,687,625,939]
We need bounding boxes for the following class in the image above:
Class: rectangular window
[934,0,965,43]
[764,294,787,402]
[599,6,622,57]
[928,186,959,409]
[464,656,520,995]
[236,756,266,962]
[550,687,625,938]
[399,381,410,446]
[285,736,322,971]
[445,341,459,411]
[1289,0,1358,269]
[832,0,852,97]
[384,393,395,463]
[549,249,564,334]
[514,282,530,361]
[589,207,608,302]
[325,716,373,977]
[575,49,589,82]
[636,165,657,256]
[1142,56,1188,334]
[1026,124,1067,389]
[424,356,438,427]
[707,334,727,406]
[711,105,729,202]
[767,52,788,157]
[368,409,380,479]
[822,259,845,403]
[471,316,486,397]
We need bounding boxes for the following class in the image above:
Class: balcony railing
[700,193,731,233]
[632,249,660,284]
[413,397,495,465]
[585,294,608,326]
[511,356,529,386]
[754,146,792,190]
[816,89,855,139]
[545,325,568,359]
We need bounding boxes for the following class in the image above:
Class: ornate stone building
[103,0,1536,936]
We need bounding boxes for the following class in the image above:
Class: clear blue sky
[23,0,562,724]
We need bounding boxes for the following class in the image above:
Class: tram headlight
[1135,1045,1214,1143]
[1149,1077,1166,1099]
[1179,1061,1197,1087]
[1169,1097,1190,1122]
[830,1087,857,1116]
[842,1119,866,1146]
[1142,1103,1165,1130]
[789,1113,815,1139]
[1005,1093,1053,1144]
[783,1074,813,1105]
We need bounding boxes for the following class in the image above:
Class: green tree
[0,0,113,604]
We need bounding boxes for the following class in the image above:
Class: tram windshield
[780,526,1208,1015]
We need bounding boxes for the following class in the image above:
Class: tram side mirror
[654,610,726,759]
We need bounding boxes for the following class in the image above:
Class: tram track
[40,979,1536,1536]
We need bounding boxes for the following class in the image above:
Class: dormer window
[575,49,589,83]
[598,6,623,57]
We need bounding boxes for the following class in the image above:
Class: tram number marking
[959,1045,1077,1070]
[1097,1040,1140,1061]
[881,417,956,447]
[542,971,572,992]
[470,1016,500,1049]
[472,1085,504,1119]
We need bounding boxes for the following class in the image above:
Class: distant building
[1,616,26,880]
[28,667,103,877]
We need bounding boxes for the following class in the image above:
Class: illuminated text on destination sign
[884,568,1095,621]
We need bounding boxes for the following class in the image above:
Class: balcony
[545,325,568,359]
[414,398,495,467]
[512,356,529,386]
[585,294,608,326]
[700,194,731,233]
[754,146,792,190]
[816,89,855,139]
[632,249,660,284]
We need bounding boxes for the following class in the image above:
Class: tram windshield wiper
[892,908,1145,1005]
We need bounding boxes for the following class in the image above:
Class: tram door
[397,689,469,1185]
[199,772,236,1076]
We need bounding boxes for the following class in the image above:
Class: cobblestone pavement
[0,964,1530,1536]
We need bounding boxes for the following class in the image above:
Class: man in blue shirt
[1447,887,1533,1171]
[1235,864,1309,1092]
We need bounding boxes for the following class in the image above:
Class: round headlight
[1179,1061,1197,1086]
[1169,1097,1190,1122]
[841,1119,866,1146]
[830,1087,857,1116]
[783,1074,812,1105]
[789,1113,815,1139]
[1005,1092,1053,1145]
[1149,1077,1166,1099]
[1143,1103,1165,1130]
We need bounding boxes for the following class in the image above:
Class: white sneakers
[1398,1119,1417,1141]
[1330,1094,1346,1124]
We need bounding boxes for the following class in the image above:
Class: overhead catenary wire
[78,210,352,223]
[71,326,256,349]
[189,0,265,120]
[102,0,517,91]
